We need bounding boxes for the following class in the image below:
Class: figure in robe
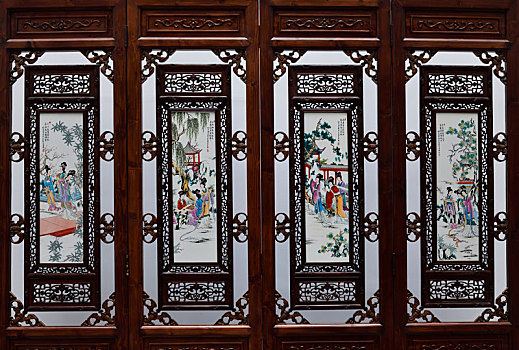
[42,165,58,211]
[310,174,327,215]
[333,173,347,219]
[188,190,203,226]
[199,177,214,219]
[336,172,348,212]
[444,187,456,223]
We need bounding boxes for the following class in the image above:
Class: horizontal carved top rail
[8,8,114,39]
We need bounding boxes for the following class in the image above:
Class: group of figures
[174,177,215,229]
[309,172,348,223]
[40,162,82,220]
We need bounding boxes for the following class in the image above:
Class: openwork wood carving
[345,290,380,324]
[231,130,247,161]
[363,212,379,242]
[407,290,440,323]
[405,50,437,82]
[362,132,378,162]
[213,49,247,83]
[344,50,378,83]
[142,131,158,161]
[493,212,508,241]
[81,50,114,83]
[141,49,176,83]
[100,213,115,244]
[214,291,249,325]
[143,291,178,325]
[10,50,45,85]
[274,131,290,162]
[406,212,421,242]
[275,291,310,324]
[10,214,25,244]
[273,50,307,82]
[99,131,114,161]
[232,213,248,243]
[492,132,507,161]
[474,288,509,322]
[275,213,290,243]
[10,291,45,326]
[10,132,25,162]
[81,292,116,326]
[142,213,158,244]
[406,131,421,161]
[473,51,507,84]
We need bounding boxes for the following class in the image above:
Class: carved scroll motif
[475,288,509,322]
[143,291,178,325]
[345,290,380,324]
[405,50,438,82]
[407,290,440,323]
[81,50,114,83]
[214,291,249,325]
[232,213,248,243]
[274,132,290,162]
[81,292,116,326]
[99,131,114,161]
[362,132,378,162]
[492,132,507,162]
[406,212,421,242]
[273,50,307,82]
[474,51,507,84]
[142,131,158,161]
[143,213,158,244]
[23,19,102,31]
[10,132,25,162]
[275,291,310,324]
[10,291,45,326]
[155,18,233,30]
[406,131,421,161]
[344,50,378,84]
[10,50,45,85]
[493,212,508,241]
[10,214,25,244]
[141,49,176,83]
[275,213,290,243]
[363,212,379,242]
[286,17,366,29]
[100,213,115,244]
[231,131,247,161]
[213,49,247,83]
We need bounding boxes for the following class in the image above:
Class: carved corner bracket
[212,49,247,83]
[344,50,378,84]
[407,290,440,323]
[363,131,378,162]
[81,50,114,83]
[475,288,509,322]
[363,212,379,242]
[82,292,116,326]
[100,213,115,244]
[10,291,45,327]
[142,131,158,161]
[141,49,176,83]
[214,291,249,325]
[275,291,310,324]
[10,214,25,244]
[492,132,507,162]
[99,131,114,161]
[231,130,247,161]
[273,50,307,83]
[232,212,248,243]
[10,50,45,85]
[274,132,290,162]
[143,291,178,325]
[10,132,25,162]
[345,290,380,324]
[406,131,421,161]
[275,213,290,243]
[494,212,508,241]
[406,212,421,242]
[405,50,438,82]
[143,213,158,244]
[474,50,507,85]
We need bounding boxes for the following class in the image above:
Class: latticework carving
[275,213,291,243]
[33,283,92,304]
[493,212,508,241]
[232,213,248,243]
[429,280,486,302]
[10,291,45,326]
[275,291,310,324]
[167,282,226,303]
[164,72,222,93]
[231,131,247,161]
[345,290,380,324]
[81,50,114,83]
[99,131,114,161]
[9,213,25,244]
[296,73,355,94]
[428,73,485,95]
[344,50,378,83]
[81,292,116,326]
[212,49,247,83]
[141,49,176,83]
[142,131,158,161]
[274,131,290,162]
[273,50,307,82]
[407,290,440,323]
[143,291,178,325]
[406,131,421,161]
[362,132,378,162]
[405,50,438,82]
[492,132,507,162]
[10,50,45,85]
[298,282,356,303]
[406,212,421,242]
[32,73,90,95]
[10,132,25,162]
[100,213,115,244]
[420,344,498,350]
[475,288,509,322]
[363,212,379,242]
[473,51,507,84]
[214,291,249,325]
[143,213,158,244]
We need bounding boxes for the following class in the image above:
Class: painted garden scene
[303,112,350,263]
[39,112,84,264]
[435,112,480,262]
[171,111,218,263]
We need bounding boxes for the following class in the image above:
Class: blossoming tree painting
[39,112,84,263]
[435,112,480,262]
[171,111,218,263]
[304,112,350,263]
